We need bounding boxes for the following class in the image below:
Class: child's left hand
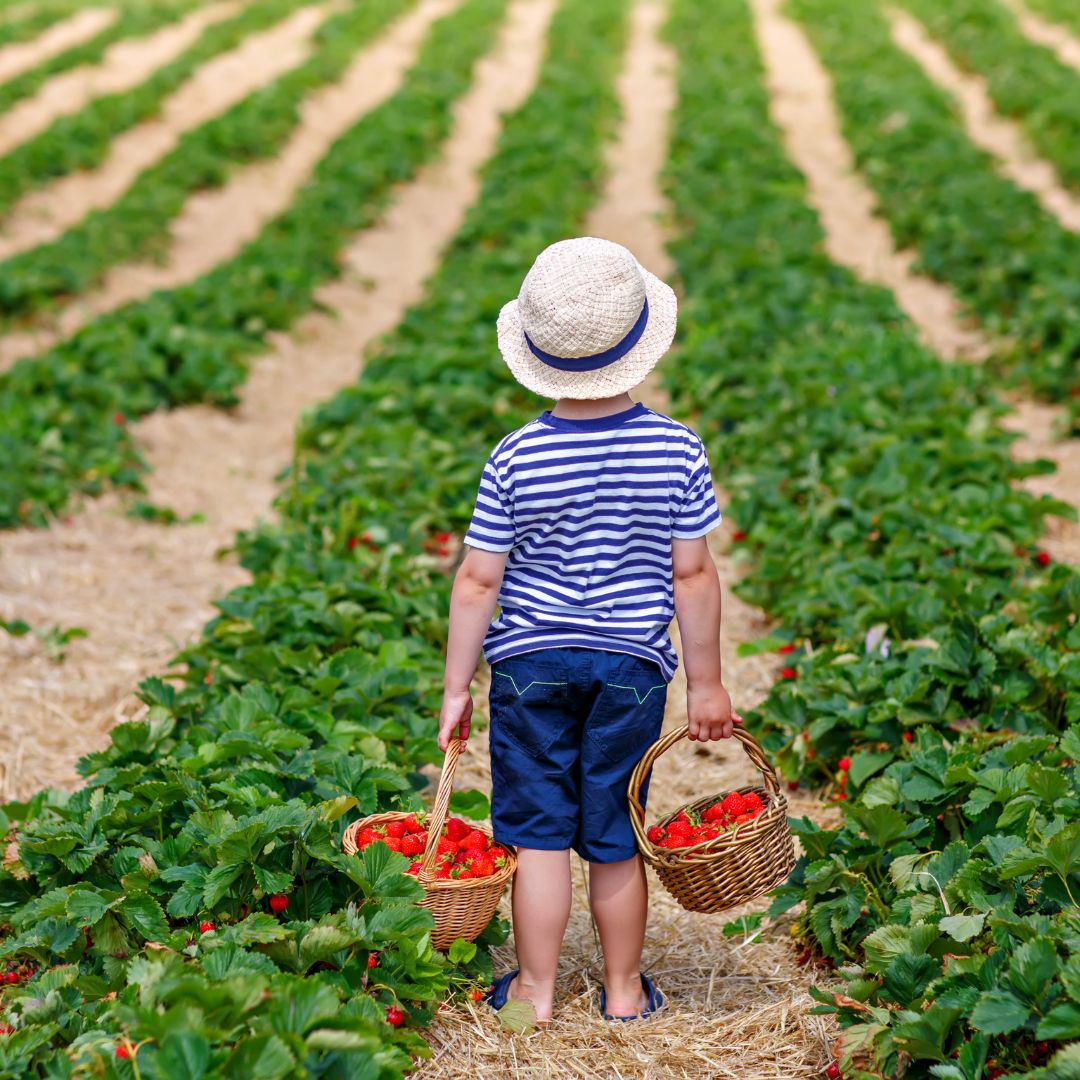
[438,689,473,751]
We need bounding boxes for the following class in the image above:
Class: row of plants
[0,0,204,118]
[0,0,501,529]
[0,0,85,49]
[0,0,418,323]
[785,0,1080,430]
[0,0,317,221]
[1022,0,1080,34]
[896,0,1080,192]
[0,0,631,1072]
[664,1,1079,1077]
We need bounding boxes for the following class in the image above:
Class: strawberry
[445,818,471,843]
[902,731,914,743]
[702,803,726,825]
[269,894,288,914]
[199,921,214,934]
[658,837,685,849]
[721,792,747,818]
[385,821,407,839]
[732,530,746,541]
[780,667,797,680]
[406,861,422,876]
[469,989,484,1002]
[347,536,359,549]
[488,845,508,863]
[112,412,126,427]
[838,756,852,771]
[834,792,848,801]
[647,825,665,843]
[778,643,797,654]
[787,781,799,791]
[357,828,381,848]
[4,972,18,985]
[437,837,459,856]
[826,1064,840,1080]
[459,830,488,853]
[470,855,496,878]
[116,1045,131,1059]
[741,792,764,815]
[386,1005,406,1028]
[383,837,402,853]
[403,813,424,834]
[400,835,424,858]
[435,865,451,879]
[1036,551,1051,567]
[368,953,379,969]
[455,868,474,880]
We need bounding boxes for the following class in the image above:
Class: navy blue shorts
[487,647,668,864]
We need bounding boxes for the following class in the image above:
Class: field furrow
[0,0,468,364]
[0,1,336,262]
[1021,0,1080,36]
[889,7,1080,232]
[0,0,547,801]
[0,5,112,85]
[0,0,240,158]
[790,0,1080,421]
[1002,0,1080,72]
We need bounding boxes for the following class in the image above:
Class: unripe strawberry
[269,894,288,914]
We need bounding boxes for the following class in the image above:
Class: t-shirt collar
[538,401,648,432]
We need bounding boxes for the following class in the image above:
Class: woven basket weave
[628,726,796,914]
[341,739,515,951]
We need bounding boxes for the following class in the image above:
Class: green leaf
[1009,938,1059,1005]
[862,923,941,975]
[938,914,985,943]
[448,789,491,820]
[1045,822,1080,882]
[496,997,536,1035]
[892,1004,961,1061]
[119,896,171,943]
[226,1035,295,1079]
[883,953,938,1004]
[156,1033,210,1080]
[447,939,477,964]
[970,990,1030,1034]
[317,795,357,823]
[847,750,894,788]
[1037,1001,1080,1041]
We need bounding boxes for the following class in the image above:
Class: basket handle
[418,739,464,882]
[627,725,782,851]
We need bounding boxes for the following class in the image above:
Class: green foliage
[0,0,415,321]
[664,0,1080,1074]
[789,0,1080,426]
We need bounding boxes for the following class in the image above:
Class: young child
[437,237,738,1023]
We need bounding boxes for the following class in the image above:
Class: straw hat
[497,237,677,400]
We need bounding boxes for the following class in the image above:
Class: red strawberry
[347,536,359,550]
[435,865,451,879]
[357,828,380,848]
[647,825,665,843]
[400,835,424,858]
[787,780,799,791]
[386,1006,406,1028]
[732,530,746,541]
[4,972,18,985]
[112,412,126,427]
[383,837,402,853]
[455,867,474,880]
[368,953,379,969]
[116,1046,131,1059]
[1036,551,1051,567]
[488,845,508,866]
[459,830,488,853]
[437,837,459,856]
[734,812,755,825]
[199,921,214,934]
[838,756,851,771]
[721,792,747,818]
[902,731,914,743]
[404,813,424,834]
[834,792,848,801]
[385,821,406,839]
[702,803,726,825]
[741,792,764,815]
[445,818,471,843]
[269,894,288,914]
[778,643,797,654]
[826,1064,840,1080]
[658,837,685,849]
[469,989,484,1002]
[780,667,797,680]
[406,861,422,876]
[470,855,496,878]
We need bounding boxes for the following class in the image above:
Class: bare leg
[589,856,650,1016]
[508,848,572,1022]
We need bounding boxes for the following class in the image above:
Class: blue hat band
[523,297,649,372]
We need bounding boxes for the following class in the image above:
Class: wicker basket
[628,725,796,914]
[341,739,515,951]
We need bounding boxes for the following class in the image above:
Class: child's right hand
[438,688,473,751]
[686,681,741,741]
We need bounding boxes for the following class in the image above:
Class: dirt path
[750,0,1080,556]
[416,4,831,1077]
[0,7,115,86]
[1002,0,1080,74]
[0,1,337,260]
[0,0,462,373]
[888,7,1080,232]
[0,0,556,805]
[0,1,241,159]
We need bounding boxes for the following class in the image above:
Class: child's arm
[672,536,739,741]
[438,547,509,751]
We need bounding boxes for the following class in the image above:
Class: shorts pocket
[489,655,571,760]
[586,667,667,768]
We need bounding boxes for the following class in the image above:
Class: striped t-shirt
[463,401,722,681]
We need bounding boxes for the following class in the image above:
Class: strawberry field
[0,0,1078,1077]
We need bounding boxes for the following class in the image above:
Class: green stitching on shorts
[494,671,567,696]
[607,681,666,704]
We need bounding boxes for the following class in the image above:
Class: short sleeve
[672,438,722,539]
[464,455,515,552]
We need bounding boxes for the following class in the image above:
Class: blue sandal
[599,972,665,1021]
[483,969,519,1011]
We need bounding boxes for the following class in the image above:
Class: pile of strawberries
[647,790,767,849]
[352,813,509,881]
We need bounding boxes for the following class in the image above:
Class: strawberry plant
[664,0,1080,1074]
[789,0,1080,427]
[0,0,416,322]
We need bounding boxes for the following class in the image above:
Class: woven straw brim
[496,267,677,400]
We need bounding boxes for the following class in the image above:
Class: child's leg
[507,847,572,1021]
[589,855,649,1016]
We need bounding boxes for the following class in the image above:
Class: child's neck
[550,393,636,421]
